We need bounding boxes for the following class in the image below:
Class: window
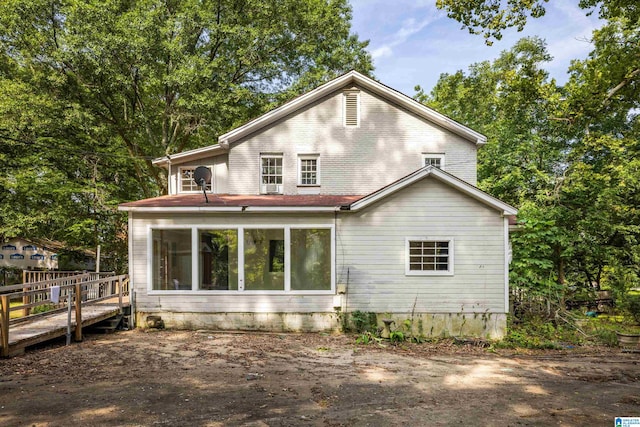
[10,254,24,260]
[291,229,331,290]
[149,225,334,293]
[244,229,285,290]
[260,155,283,194]
[30,254,45,260]
[422,154,445,170]
[2,244,16,251]
[298,155,320,186]
[199,229,238,290]
[22,245,37,251]
[152,229,192,290]
[180,167,212,193]
[344,90,360,127]
[406,238,454,275]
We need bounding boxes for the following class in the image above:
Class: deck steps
[93,314,123,333]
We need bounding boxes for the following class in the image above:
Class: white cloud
[369,15,440,59]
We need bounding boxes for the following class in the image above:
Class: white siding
[226,85,477,196]
[130,213,336,313]
[337,177,506,314]
[168,154,229,195]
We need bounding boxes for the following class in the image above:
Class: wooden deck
[1,273,129,357]
[6,297,129,357]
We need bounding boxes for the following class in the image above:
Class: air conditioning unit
[265,183,280,194]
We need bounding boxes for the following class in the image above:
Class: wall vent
[344,91,359,127]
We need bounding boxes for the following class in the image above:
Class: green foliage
[389,329,405,343]
[32,304,55,315]
[355,331,382,345]
[349,310,377,334]
[623,295,640,324]
[436,0,639,44]
[0,0,372,267]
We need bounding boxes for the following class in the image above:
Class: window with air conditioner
[260,155,283,194]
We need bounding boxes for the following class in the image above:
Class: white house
[119,71,517,338]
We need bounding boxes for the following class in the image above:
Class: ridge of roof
[346,165,517,216]
[152,71,487,168]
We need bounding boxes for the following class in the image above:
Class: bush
[623,295,640,324]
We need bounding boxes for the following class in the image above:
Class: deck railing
[0,274,129,357]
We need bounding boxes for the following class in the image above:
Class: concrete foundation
[136,311,507,339]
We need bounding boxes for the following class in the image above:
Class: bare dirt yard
[0,330,638,426]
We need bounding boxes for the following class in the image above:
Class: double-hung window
[260,155,283,194]
[298,155,320,186]
[406,237,454,275]
[422,154,445,170]
[180,167,212,193]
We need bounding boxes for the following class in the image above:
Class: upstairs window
[422,154,445,170]
[260,155,283,194]
[180,167,212,193]
[405,238,454,276]
[298,155,320,186]
[343,90,360,127]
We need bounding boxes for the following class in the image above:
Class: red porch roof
[119,194,363,209]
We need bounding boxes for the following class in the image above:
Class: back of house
[119,71,517,338]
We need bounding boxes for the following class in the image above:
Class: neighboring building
[0,238,59,271]
[119,71,517,338]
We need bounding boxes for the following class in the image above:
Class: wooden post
[74,282,82,342]
[118,277,123,310]
[1,295,10,357]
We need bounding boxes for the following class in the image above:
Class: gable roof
[153,70,486,168]
[346,165,518,216]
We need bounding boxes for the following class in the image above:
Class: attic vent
[344,91,359,127]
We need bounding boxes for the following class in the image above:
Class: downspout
[166,155,172,195]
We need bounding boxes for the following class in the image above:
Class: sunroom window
[199,229,238,290]
[149,226,333,293]
[152,229,192,290]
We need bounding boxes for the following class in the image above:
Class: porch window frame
[147,224,335,295]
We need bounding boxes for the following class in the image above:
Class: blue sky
[349,1,603,96]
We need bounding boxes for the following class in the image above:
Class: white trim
[152,144,226,168]
[119,206,244,213]
[504,217,510,313]
[119,205,340,213]
[146,224,335,295]
[218,71,486,146]
[422,153,445,170]
[297,154,321,186]
[405,237,455,276]
[349,166,518,216]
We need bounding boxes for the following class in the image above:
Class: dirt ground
[0,330,638,427]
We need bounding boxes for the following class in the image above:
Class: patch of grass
[9,301,24,319]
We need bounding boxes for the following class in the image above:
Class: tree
[436,0,639,44]
[0,0,372,269]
